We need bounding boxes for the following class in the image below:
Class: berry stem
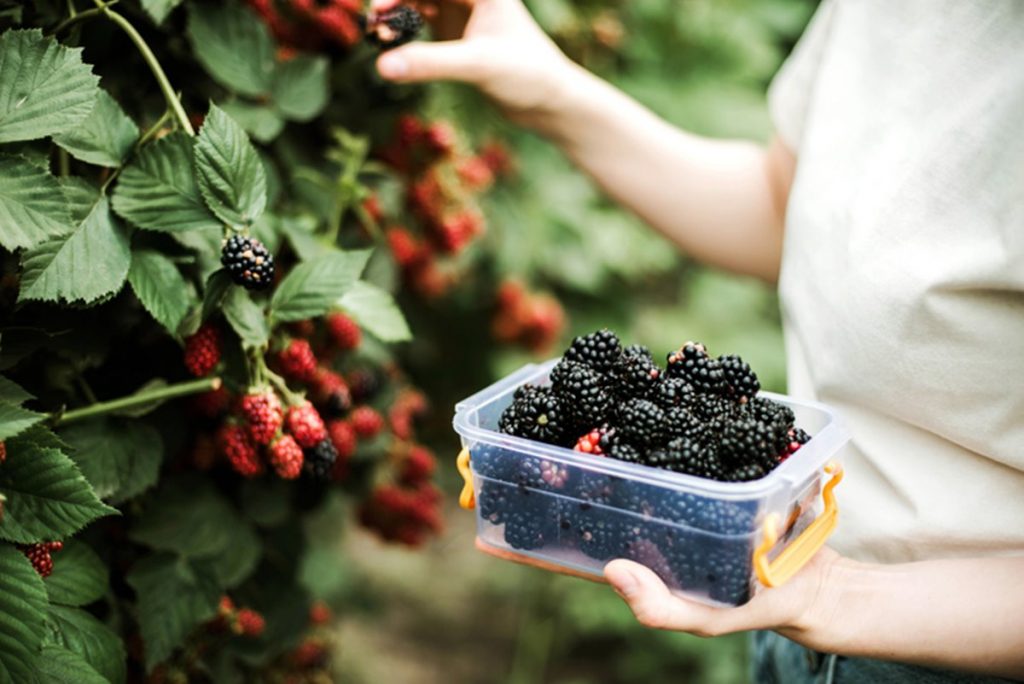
[90,0,195,136]
[54,377,222,425]
[51,3,117,35]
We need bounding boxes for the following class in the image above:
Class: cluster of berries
[215,596,265,638]
[491,279,566,355]
[357,478,442,546]
[20,540,63,577]
[499,329,810,483]
[247,1,423,52]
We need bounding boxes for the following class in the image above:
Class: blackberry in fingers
[221,235,275,290]
[719,354,760,403]
[364,5,424,50]
[563,329,622,374]
[665,341,724,395]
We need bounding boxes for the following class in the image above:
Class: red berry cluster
[216,596,266,638]
[20,541,63,577]
[0,440,6,463]
[388,389,427,441]
[358,482,442,546]
[246,0,362,51]
[183,323,221,377]
[491,279,567,354]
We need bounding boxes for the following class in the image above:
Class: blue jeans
[752,631,1015,684]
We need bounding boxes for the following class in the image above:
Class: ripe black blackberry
[303,438,338,480]
[513,456,572,492]
[616,398,666,448]
[221,235,275,290]
[660,436,721,477]
[563,329,622,374]
[576,515,625,560]
[746,396,795,430]
[728,462,767,482]
[363,5,424,50]
[551,361,612,429]
[503,508,552,550]
[718,354,760,403]
[478,480,514,525]
[498,386,570,446]
[611,347,661,400]
[606,441,643,465]
[665,342,724,395]
[573,470,618,506]
[664,406,706,443]
[650,376,696,411]
[471,443,516,481]
[693,393,740,426]
[718,416,787,471]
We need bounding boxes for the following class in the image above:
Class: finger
[376,41,487,84]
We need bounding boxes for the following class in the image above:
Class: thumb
[605,559,680,630]
[376,41,487,84]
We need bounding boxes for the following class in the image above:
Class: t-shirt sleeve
[768,0,837,152]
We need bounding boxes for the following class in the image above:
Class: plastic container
[452,359,849,607]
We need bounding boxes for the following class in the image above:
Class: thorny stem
[54,377,221,425]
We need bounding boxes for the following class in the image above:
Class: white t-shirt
[769,0,1024,563]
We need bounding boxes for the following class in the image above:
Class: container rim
[452,359,850,499]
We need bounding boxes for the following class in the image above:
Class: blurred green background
[328,1,816,681]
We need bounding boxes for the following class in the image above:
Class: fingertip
[376,51,409,80]
[604,559,643,598]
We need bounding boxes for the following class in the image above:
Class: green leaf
[18,197,131,305]
[0,154,72,250]
[52,90,138,167]
[32,645,106,684]
[0,29,99,143]
[222,286,269,348]
[58,177,99,225]
[45,540,108,607]
[112,132,221,233]
[129,250,191,334]
[141,0,185,23]
[271,55,329,122]
[0,443,117,544]
[60,418,162,504]
[44,605,125,684]
[279,214,326,262]
[338,281,411,343]
[187,1,275,98]
[0,399,43,441]
[220,100,284,144]
[193,104,267,227]
[0,376,32,405]
[208,521,261,588]
[201,269,233,322]
[129,478,237,558]
[0,545,48,684]
[127,553,221,672]
[269,250,370,325]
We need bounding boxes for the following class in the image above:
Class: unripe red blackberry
[269,434,303,480]
[400,445,436,485]
[217,424,263,477]
[327,419,357,460]
[326,312,361,351]
[387,227,422,268]
[20,541,62,577]
[240,390,283,445]
[309,601,332,626]
[0,441,5,463]
[276,339,318,383]
[183,323,221,377]
[235,608,265,637]
[192,387,232,418]
[286,401,327,448]
[220,235,275,291]
[350,406,384,438]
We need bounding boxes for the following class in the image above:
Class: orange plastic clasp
[754,461,843,588]
[456,448,475,509]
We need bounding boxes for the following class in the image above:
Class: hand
[372,0,580,127]
[604,547,840,640]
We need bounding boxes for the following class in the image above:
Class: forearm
[792,555,1024,680]
[535,63,789,282]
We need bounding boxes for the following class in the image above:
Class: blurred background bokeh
[330,1,817,681]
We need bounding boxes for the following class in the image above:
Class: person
[373,0,1024,680]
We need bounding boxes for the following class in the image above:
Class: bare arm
[374,0,793,281]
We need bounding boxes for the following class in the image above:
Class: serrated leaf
[58,177,99,225]
[19,197,131,305]
[112,132,221,232]
[209,520,261,588]
[0,154,72,250]
[279,214,326,262]
[269,250,370,325]
[0,398,43,441]
[0,29,99,143]
[201,269,233,322]
[187,1,275,98]
[32,645,106,684]
[141,0,184,23]
[60,418,162,504]
[45,540,108,607]
[338,281,411,342]
[220,100,284,144]
[271,55,328,122]
[222,286,269,348]
[130,477,239,558]
[0,545,48,684]
[127,553,221,672]
[8,425,68,453]
[44,605,125,684]
[0,443,117,544]
[194,104,266,227]
[239,479,290,527]
[0,376,32,405]
[129,250,191,334]
[53,90,138,167]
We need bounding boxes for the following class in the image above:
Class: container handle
[754,461,843,588]
[456,448,475,509]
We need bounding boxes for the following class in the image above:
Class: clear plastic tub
[453,359,850,607]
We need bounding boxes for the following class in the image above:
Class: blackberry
[499,386,570,446]
[611,348,661,400]
[563,329,622,374]
[573,425,619,456]
[503,509,552,550]
[703,542,754,605]
[644,447,681,472]
[622,344,654,362]
[471,443,516,481]
[791,427,811,445]
[718,354,760,402]
[221,235,275,290]
[303,438,338,480]
[650,376,696,411]
[665,342,724,395]
[364,5,424,50]
[728,462,767,482]
[551,361,612,429]
[478,480,514,525]
[746,396,795,431]
[573,470,618,506]
[623,537,679,588]
[606,441,643,465]
[512,456,572,492]
[662,436,722,477]
[693,393,740,426]
[718,416,787,471]
[616,398,666,448]
[664,406,706,443]
[576,515,626,561]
